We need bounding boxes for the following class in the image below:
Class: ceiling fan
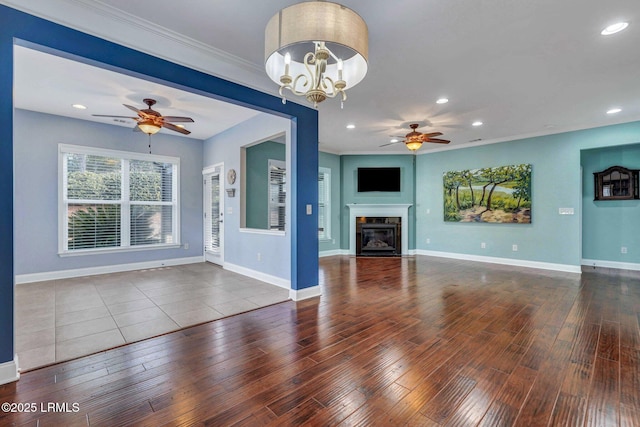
[381,123,450,151]
[93,98,194,135]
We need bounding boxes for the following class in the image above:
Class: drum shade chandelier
[265,1,369,108]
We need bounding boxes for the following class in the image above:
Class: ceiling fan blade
[425,138,450,144]
[124,104,142,114]
[92,114,138,119]
[379,142,397,147]
[162,122,191,135]
[161,116,194,123]
[422,132,443,138]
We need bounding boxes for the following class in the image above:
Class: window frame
[58,144,180,256]
[318,167,331,240]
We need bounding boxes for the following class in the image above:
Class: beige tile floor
[15,263,290,371]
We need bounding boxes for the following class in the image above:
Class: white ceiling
[13,46,261,140]
[6,0,640,153]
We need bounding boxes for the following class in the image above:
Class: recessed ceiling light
[390,138,399,143]
[436,98,449,104]
[472,121,483,127]
[72,104,87,110]
[607,108,622,114]
[176,124,185,128]
[346,124,355,129]
[601,22,629,35]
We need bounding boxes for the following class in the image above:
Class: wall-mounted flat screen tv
[357,167,401,192]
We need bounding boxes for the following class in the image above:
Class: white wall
[203,113,292,284]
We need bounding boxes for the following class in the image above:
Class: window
[59,144,179,254]
[318,167,331,239]
[268,159,286,231]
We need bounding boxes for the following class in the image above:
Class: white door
[203,165,224,266]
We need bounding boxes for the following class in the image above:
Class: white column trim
[289,285,322,301]
[0,355,20,385]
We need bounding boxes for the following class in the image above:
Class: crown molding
[0,0,272,91]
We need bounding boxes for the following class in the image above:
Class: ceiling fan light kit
[405,140,423,152]
[264,1,368,108]
[93,98,194,136]
[381,123,451,152]
[137,119,161,135]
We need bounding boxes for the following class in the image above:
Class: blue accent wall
[0,4,319,367]
[581,143,640,263]
[340,155,416,249]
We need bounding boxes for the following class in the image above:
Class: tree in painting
[443,164,532,223]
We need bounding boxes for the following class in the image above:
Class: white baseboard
[319,249,349,257]
[290,285,322,301]
[0,355,20,385]
[15,256,205,284]
[223,262,290,290]
[416,250,582,274]
[582,259,640,271]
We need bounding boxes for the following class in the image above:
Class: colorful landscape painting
[443,164,532,223]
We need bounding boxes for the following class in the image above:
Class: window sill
[59,244,181,257]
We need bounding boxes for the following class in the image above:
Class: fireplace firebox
[360,223,398,256]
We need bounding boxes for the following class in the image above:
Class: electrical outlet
[426,238,430,244]
[512,244,518,252]
[621,246,628,254]
[257,252,261,261]
[184,243,189,250]
[481,242,486,249]
[426,208,430,214]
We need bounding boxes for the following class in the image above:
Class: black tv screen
[357,167,401,192]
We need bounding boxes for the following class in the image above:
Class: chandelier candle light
[265,1,369,108]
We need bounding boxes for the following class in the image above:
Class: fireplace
[360,223,397,256]
[346,204,412,256]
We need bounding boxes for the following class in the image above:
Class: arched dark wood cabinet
[593,165,639,200]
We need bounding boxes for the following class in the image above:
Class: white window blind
[60,144,179,254]
[204,173,221,251]
[318,167,331,239]
[268,159,286,231]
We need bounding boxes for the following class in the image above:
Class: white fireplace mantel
[346,204,412,255]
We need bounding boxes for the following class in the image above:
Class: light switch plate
[306,204,312,215]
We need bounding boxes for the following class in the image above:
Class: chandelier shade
[265,1,368,107]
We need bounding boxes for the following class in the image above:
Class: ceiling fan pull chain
[148,134,152,154]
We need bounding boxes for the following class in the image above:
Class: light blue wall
[245,141,285,229]
[13,109,204,275]
[416,121,640,267]
[340,155,416,249]
[203,113,292,281]
[581,143,640,263]
[319,151,341,252]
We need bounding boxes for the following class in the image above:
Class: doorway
[203,164,224,266]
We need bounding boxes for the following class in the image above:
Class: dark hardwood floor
[1,256,639,426]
